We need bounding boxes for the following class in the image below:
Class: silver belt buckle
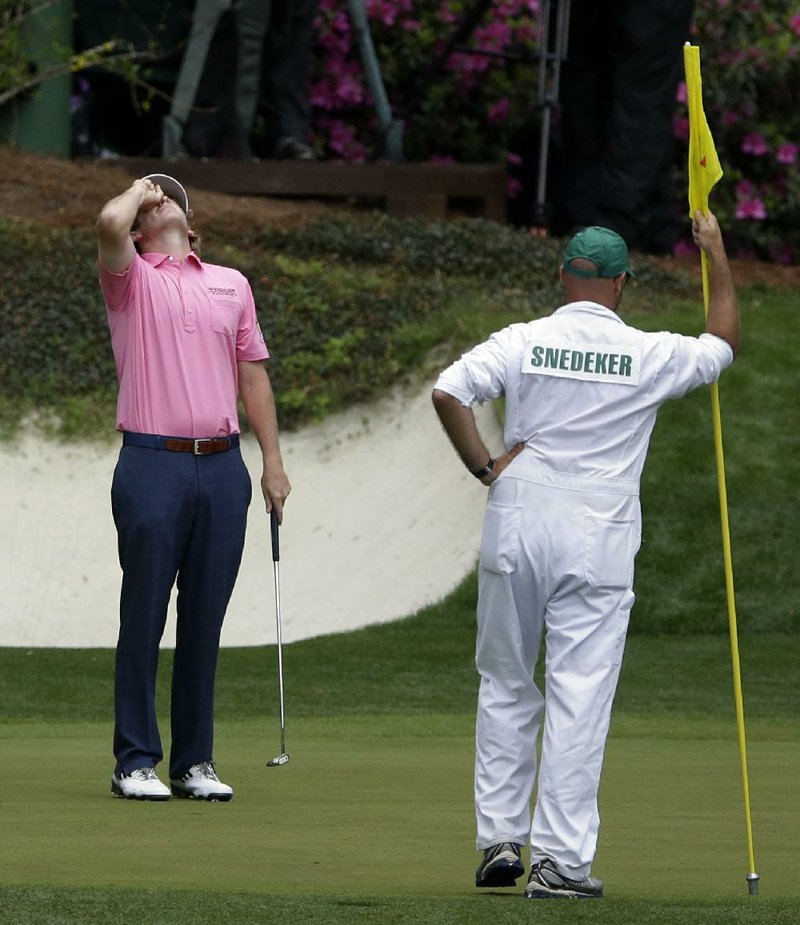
[193,438,212,455]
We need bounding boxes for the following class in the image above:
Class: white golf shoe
[170,761,233,801]
[111,767,171,801]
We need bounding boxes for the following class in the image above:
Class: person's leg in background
[551,0,615,236]
[597,0,696,253]
[259,0,320,159]
[554,0,695,253]
[163,0,231,158]
[233,0,273,159]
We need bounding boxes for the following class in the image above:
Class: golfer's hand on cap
[480,442,525,485]
[262,467,291,523]
[134,178,164,212]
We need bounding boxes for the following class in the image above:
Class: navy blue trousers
[110,443,252,779]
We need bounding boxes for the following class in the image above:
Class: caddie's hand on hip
[480,442,525,485]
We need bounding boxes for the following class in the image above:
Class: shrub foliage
[0,213,574,436]
[3,1,797,261]
[0,209,692,438]
[308,0,800,263]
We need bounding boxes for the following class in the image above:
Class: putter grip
[270,509,280,562]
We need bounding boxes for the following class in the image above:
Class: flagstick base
[747,873,760,895]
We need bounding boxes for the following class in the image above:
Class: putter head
[266,753,289,767]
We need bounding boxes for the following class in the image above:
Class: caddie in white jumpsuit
[432,211,739,899]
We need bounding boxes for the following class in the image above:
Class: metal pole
[346,0,404,161]
[266,509,289,766]
[533,0,570,231]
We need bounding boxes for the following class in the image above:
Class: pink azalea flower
[736,198,767,220]
[476,21,513,51]
[672,115,689,141]
[310,78,337,111]
[776,142,798,165]
[506,151,523,167]
[439,2,459,24]
[723,109,741,129]
[507,177,523,198]
[790,12,800,36]
[515,22,536,44]
[736,180,754,198]
[326,55,348,78]
[673,238,698,256]
[741,132,769,156]
[317,30,349,56]
[325,119,367,162]
[331,10,349,31]
[488,98,511,125]
[335,73,366,107]
[675,82,687,104]
[449,51,490,78]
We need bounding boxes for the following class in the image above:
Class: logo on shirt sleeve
[524,341,641,385]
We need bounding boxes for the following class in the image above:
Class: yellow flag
[684,44,723,217]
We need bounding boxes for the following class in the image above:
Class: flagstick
[700,248,759,895]
[686,41,759,893]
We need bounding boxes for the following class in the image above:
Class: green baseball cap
[562,226,635,279]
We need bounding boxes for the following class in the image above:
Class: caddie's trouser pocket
[584,514,638,589]
[480,502,524,575]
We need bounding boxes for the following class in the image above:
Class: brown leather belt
[122,432,240,455]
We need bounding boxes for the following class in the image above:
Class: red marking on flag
[700,156,707,167]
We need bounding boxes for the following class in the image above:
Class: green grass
[0,212,691,438]
[1,713,798,922]
[2,624,798,921]
[4,889,798,925]
[2,282,798,922]
[629,289,799,635]
[2,618,798,727]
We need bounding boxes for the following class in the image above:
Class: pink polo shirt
[99,251,269,437]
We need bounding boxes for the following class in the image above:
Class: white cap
[140,173,189,213]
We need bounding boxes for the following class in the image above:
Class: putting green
[3,714,798,902]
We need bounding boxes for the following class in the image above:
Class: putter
[266,509,289,767]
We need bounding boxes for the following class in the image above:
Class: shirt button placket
[180,268,197,333]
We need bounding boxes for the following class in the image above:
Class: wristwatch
[471,458,495,479]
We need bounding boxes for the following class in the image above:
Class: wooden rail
[104,157,507,222]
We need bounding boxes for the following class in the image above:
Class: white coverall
[434,300,733,879]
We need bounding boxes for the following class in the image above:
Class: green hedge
[0,213,691,438]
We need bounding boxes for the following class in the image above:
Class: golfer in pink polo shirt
[97,174,291,802]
